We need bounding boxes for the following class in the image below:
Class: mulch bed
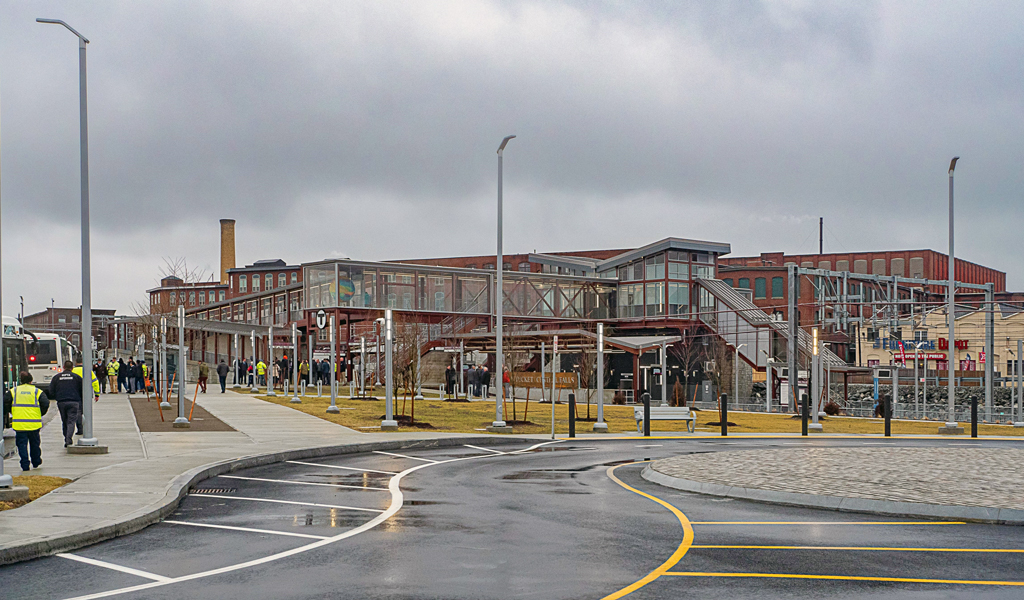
[129,396,236,432]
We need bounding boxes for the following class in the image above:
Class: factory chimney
[220,219,236,284]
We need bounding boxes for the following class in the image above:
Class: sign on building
[511,372,578,389]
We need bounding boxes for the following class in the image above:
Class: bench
[634,406,696,434]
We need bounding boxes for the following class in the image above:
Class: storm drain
[190,488,237,495]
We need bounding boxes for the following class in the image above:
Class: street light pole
[734,343,746,411]
[381,311,397,430]
[594,323,607,431]
[37,18,102,448]
[490,135,515,432]
[173,305,189,427]
[945,157,960,431]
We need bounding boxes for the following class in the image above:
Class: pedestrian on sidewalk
[467,365,479,400]
[117,358,128,393]
[49,361,83,448]
[107,359,119,394]
[95,359,106,394]
[481,367,491,399]
[4,371,49,471]
[198,362,209,393]
[299,359,309,387]
[217,359,229,393]
[71,364,99,437]
[444,366,455,400]
[125,359,136,394]
[256,359,267,387]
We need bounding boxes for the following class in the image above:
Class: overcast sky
[1,1,1022,316]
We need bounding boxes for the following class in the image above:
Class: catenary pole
[382,310,397,429]
[327,318,339,413]
[491,135,515,430]
[173,305,188,426]
[0,83,8,488]
[946,157,960,429]
[1016,340,1023,427]
[787,265,798,418]
[594,323,607,431]
[290,322,299,403]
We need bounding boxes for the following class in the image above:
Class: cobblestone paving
[652,448,1024,510]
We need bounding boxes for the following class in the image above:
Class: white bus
[3,316,29,392]
[25,331,76,387]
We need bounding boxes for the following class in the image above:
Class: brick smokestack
[220,219,236,284]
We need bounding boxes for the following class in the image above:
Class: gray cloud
[1,0,1022,315]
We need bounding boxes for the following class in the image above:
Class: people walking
[299,359,309,388]
[256,359,267,387]
[467,366,479,400]
[444,366,456,400]
[198,362,209,393]
[117,358,128,393]
[481,367,491,399]
[216,359,229,393]
[95,360,106,394]
[4,371,49,471]
[49,361,83,448]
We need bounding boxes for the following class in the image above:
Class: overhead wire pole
[944,157,960,432]
[37,18,104,450]
[787,265,799,426]
[984,283,993,423]
[489,135,515,432]
[0,73,9,490]
[594,323,607,432]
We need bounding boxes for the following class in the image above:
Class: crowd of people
[91,357,149,395]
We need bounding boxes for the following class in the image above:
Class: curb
[640,465,1024,526]
[0,435,539,565]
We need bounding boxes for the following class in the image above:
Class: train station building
[108,220,1014,407]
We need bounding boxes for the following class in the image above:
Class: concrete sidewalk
[0,387,522,564]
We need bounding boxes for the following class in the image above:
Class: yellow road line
[599,463,694,600]
[575,435,1024,441]
[691,545,1024,553]
[690,521,965,525]
[663,571,1024,586]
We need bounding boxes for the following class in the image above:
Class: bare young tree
[502,323,532,422]
[667,326,708,407]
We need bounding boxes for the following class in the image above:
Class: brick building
[22,307,117,349]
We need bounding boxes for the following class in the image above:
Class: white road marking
[463,444,505,455]
[285,460,398,475]
[163,520,329,540]
[188,494,384,513]
[508,440,566,454]
[57,554,172,582]
[63,442,553,600]
[372,450,439,463]
[218,475,388,491]
[636,444,663,448]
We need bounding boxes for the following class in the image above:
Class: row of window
[723,276,785,299]
[618,251,715,283]
[238,272,297,294]
[163,289,227,307]
[55,315,80,324]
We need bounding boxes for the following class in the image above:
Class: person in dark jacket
[216,359,229,393]
[467,366,479,399]
[49,361,84,447]
[444,366,455,400]
[117,358,128,393]
[481,367,491,399]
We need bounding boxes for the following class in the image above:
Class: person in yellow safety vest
[3,371,50,471]
[72,365,101,395]
[107,360,119,394]
[256,360,267,387]
[141,362,149,391]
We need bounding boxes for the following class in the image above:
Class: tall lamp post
[944,157,960,432]
[733,343,746,411]
[489,135,515,432]
[37,18,104,450]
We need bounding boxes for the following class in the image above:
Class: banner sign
[893,353,948,360]
[511,372,578,389]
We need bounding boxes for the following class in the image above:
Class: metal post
[552,335,558,407]
[1016,340,1023,427]
[491,135,514,430]
[359,336,366,397]
[460,340,465,399]
[569,392,577,438]
[914,345,920,419]
[595,324,607,431]
[971,395,978,438]
[642,392,650,437]
[160,317,170,409]
[661,342,668,408]
[327,318,339,413]
[414,327,424,401]
[250,330,258,393]
[733,344,745,411]
[232,333,240,388]
[720,393,728,436]
[945,157,960,429]
[173,305,189,427]
[382,309,397,429]
[985,283,994,423]
[290,323,300,403]
[923,353,928,420]
[801,392,808,436]
[0,151,6,487]
[765,360,772,412]
[892,363,899,421]
[787,265,798,418]
[884,393,891,437]
[810,328,821,431]
[265,325,275,396]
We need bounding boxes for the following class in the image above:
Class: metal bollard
[568,392,576,438]
[801,393,809,436]
[720,393,728,437]
[971,395,978,438]
[642,392,651,437]
[884,395,891,437]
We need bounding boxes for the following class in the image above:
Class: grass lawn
[0,476,72,511]
[251,389,1024,437]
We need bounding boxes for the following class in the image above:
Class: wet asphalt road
[2,436,1024,600]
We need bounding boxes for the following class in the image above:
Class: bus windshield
[31,339,59,365]
[4,337,26,392]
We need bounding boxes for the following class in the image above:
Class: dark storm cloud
[1,1,1022,312]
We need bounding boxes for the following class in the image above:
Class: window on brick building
[252,275,260,293]
[291,272,297,284]
[754,278,766,299]
[279,273,286,287]
[239,275,247,293]
[771,277,784,298]
[738,278,750,290]
[266,274,273,290]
